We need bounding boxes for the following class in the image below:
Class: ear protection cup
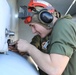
[38,9,53,24]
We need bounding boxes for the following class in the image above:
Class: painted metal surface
[0,0,39,75]
[0,0,11,52]
[0,51,39,75]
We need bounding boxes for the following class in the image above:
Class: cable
[65,0,76,15]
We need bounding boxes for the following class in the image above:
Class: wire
[65,0,76,15]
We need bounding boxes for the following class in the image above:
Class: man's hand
[8,41,27,56]
[17,39,32,53]
[8,42,19,53]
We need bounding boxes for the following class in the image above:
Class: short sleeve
[48,43,73,58]
[48,19,76,58]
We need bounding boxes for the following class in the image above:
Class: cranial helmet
[24,0,60,28]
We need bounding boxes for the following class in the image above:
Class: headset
[38,9,53,24]
[24,8,53,25]
[18,0,57,28]
[23,0,55,25]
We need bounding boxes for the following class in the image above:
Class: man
[16,0,76,75]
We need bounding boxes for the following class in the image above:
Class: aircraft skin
[0,0,39,75]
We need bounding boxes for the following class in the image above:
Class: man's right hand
[8,42,27,56]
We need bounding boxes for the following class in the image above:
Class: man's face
[29,23,52,38]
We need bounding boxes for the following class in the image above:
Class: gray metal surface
[0,51,39,75]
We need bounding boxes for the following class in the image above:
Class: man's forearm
[27,45,54,75]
